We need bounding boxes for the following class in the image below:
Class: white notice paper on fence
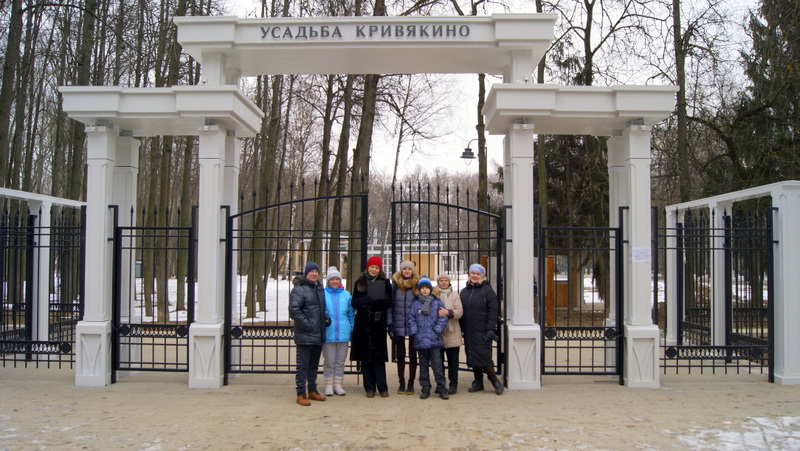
[632,247,651,263]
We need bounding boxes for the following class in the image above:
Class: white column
[605,134,627,366]
[620,124,660,388]
[200,52,227,86]
[504,123,540,390]
[113,137,141,374]
[664,208,679,346]
[24,199,51,348]
[772,184,800,384]
[711,201,732,346]
[189,125,227,389]
[75,125,117,387]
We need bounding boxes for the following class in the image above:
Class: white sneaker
[324,385,334,396]
[334,385,346,396]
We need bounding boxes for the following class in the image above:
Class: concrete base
[189,322,225,389]
[623,324,660,388]
[75,321,113,387]
[506,324,541,390]
[773,374,800,385]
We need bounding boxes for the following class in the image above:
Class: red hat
[366,256,383,270]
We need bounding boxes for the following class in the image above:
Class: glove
[359,295,373,307]
[387,325,395,340]
[325,315,332,327]
[484,331,499,342]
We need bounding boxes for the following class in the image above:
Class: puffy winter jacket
[289,276,326,346]
[389,272,419,337]
[324,285,354,343]
[407,296,448,350]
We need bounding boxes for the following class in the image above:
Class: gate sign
[175,14,557,76]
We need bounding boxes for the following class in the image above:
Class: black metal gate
[111,206,196,381]
[390,183,505,376]
[224,188,367,380]
[1,205,85,368]
[537,207,623,381]
[654,206,773,378]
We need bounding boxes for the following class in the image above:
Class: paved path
[1,367,799,450]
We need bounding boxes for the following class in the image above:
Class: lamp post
[461,139,478,166]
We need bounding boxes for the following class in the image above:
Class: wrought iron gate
[111,206,196,381]
[224,189,367,380]
[390,184,505,376]
[538,207,623,381]
[1,205,85,368]
[654,206,773,378]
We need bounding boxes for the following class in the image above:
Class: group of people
[289,256,503,406]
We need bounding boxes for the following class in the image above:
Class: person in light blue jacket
[322,266,355,396]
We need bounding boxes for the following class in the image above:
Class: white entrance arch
[61,14,676,389]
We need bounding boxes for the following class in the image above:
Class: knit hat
[326,266,342,283]
[399,260,415,271]
[366,255,382,270]
[435,274,452,284]
[304,261,320,277]
[417,276,433,291]
[468,263,486,276]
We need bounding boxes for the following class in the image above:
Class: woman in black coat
[350,256,393,397]
[459,263,504,395]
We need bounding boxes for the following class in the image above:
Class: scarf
[418,294,434,315]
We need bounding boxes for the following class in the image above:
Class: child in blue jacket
[408,277,449,400]
[323,266,355,396]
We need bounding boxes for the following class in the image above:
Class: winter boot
[448,383,458,395]
[397,380,406,394]
[296,394,311,406]
[324,378,334,396]
[490,378,504,395]
[406,381,415,395]
[468,379,485,393]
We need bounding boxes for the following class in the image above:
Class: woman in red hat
[350,256,393,397]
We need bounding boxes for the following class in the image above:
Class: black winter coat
[350,272,393,362]
[459,280,499,369]
[288,276,326,346]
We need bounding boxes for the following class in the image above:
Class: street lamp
[461,139,478,166]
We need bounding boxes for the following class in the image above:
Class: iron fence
[1,205,85,368]
[112,206,196,378]
[653,205,773,377]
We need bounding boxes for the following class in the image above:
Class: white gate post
[112,136,141,375]
[620,123,660,388]
[772,183,800,384]
[75,124,118,387]
[189,125,227,389]
[504,122,540,390]
[606,134,627,366]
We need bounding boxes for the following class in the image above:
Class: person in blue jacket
[289,261,327,406]
[322,266,354,396]
[407,276,449,400]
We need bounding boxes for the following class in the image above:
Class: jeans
[417,347,446,394]
[295,344,323,395]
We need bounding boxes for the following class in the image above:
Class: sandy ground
[1,366,799,450]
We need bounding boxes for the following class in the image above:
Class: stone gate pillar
[75,125,118,386]
[504,123,540,390]
[615,123,660,388]
[189,125,228,389]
